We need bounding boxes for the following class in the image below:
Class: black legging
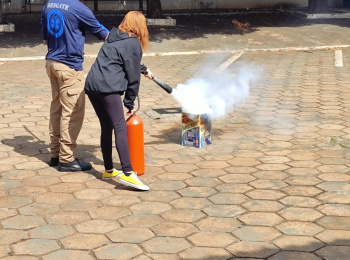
[87,92,133,173]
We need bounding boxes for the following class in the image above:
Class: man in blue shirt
[41,0,109,172]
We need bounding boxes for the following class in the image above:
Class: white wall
[3,0,346,14]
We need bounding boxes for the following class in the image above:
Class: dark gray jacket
[85,27,145,110]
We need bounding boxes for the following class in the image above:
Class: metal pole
[94,0,98,12]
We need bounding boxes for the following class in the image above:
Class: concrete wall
[3,0,346,14]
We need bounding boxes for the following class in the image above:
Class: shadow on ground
[1,9,350,49]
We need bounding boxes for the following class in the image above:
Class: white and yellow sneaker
[118,171,149,191]
[102,169,123,181]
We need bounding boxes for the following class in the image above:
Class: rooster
[232,19,251,34]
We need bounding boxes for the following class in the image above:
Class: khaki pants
[46,60,85,163]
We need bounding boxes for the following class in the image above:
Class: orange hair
[119,11,149,51]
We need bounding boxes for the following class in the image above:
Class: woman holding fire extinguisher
[85,11,153,191]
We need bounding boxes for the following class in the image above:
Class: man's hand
[43,40,48,45]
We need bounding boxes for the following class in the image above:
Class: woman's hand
[143,68,154,80]
[126,109,137,116]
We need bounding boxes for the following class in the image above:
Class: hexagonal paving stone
[19,203,59,216]
[75,219,120,234]
[268,251,322,260]
[283,186,323,196]
[161,209,206,222]
[119,214,164,228]
[219,174,256,184]
[0,196,32,208]
[188,232,237,247]
[0,229,28,245]
[227,158,261,167]
[103,194,142,206]
[2,215,46,229]
[285,167,320,177]
[12,239,60,255]
[185,177,222,187]
[209,193,249,205]
[317,204,350,217]
[42,249,95,260]
[0,208,16,220]
[316,230,350,246]
[195,160,230,169]
[192,169,227,178]
[242,200,285,212]
[170,197,212,209]
[151,222,198,237]
[29,225,76,239]
[9,186,47,197]
[49,183,85,193]
[178,187,217,197]
[60,199,102,212]
[141,191,180,203]
[317,164,349,174]
[279,196,322,207]
[195,216,242,232]
[1,169,36,180]
[249,180,288,190]
[316,245,350,260]
[276,221,324,236]
[317,193,350,204]
[45,211,91,225]
[74,189,113,200]
[216,183,253,194]
[224,166,258,174]
[179,247,232,260]
[286,151,321,161]
[273,235,324,251]
[60,172,96,183]
[226,241,279,258]
[142,237,191,254]
[129,202,172,215]
[22,176,60,187]
[253,170,288,180]
[0,245,9,258]
[317,181,350,192]
[233,226,281,242]
[34,192,75,205]
[284,176,321,186]
[60,233,109,250]
[238,212,283,226]
[246,189,286,200]
[89,207,131,220]
[94,243,143,260]
[163,163,199,173]
[279,207,323,221]
[148,180,187,191]
[107,227,154,243]
[203,205,246,217]
[317,216,350,230]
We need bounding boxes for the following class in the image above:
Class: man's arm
[78,4,109,40]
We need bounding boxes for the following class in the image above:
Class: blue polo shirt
[41,0,109,71]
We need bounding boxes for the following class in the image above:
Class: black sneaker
[58,159,92,172]
[48,157,59,167]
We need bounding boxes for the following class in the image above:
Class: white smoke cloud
[171,61,263,120]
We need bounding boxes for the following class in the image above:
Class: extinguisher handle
[126,95,140,121]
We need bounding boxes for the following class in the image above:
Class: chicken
[232,19,251,34]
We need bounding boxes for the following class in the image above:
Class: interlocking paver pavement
[1,11,350,260]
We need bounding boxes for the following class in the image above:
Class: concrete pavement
[1,11,350,260]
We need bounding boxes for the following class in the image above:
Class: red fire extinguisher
[126,96,145,176]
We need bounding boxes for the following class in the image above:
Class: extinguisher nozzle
[152,77,173,94]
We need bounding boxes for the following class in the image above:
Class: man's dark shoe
[58,159,92,172]
[48,157,59,167]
